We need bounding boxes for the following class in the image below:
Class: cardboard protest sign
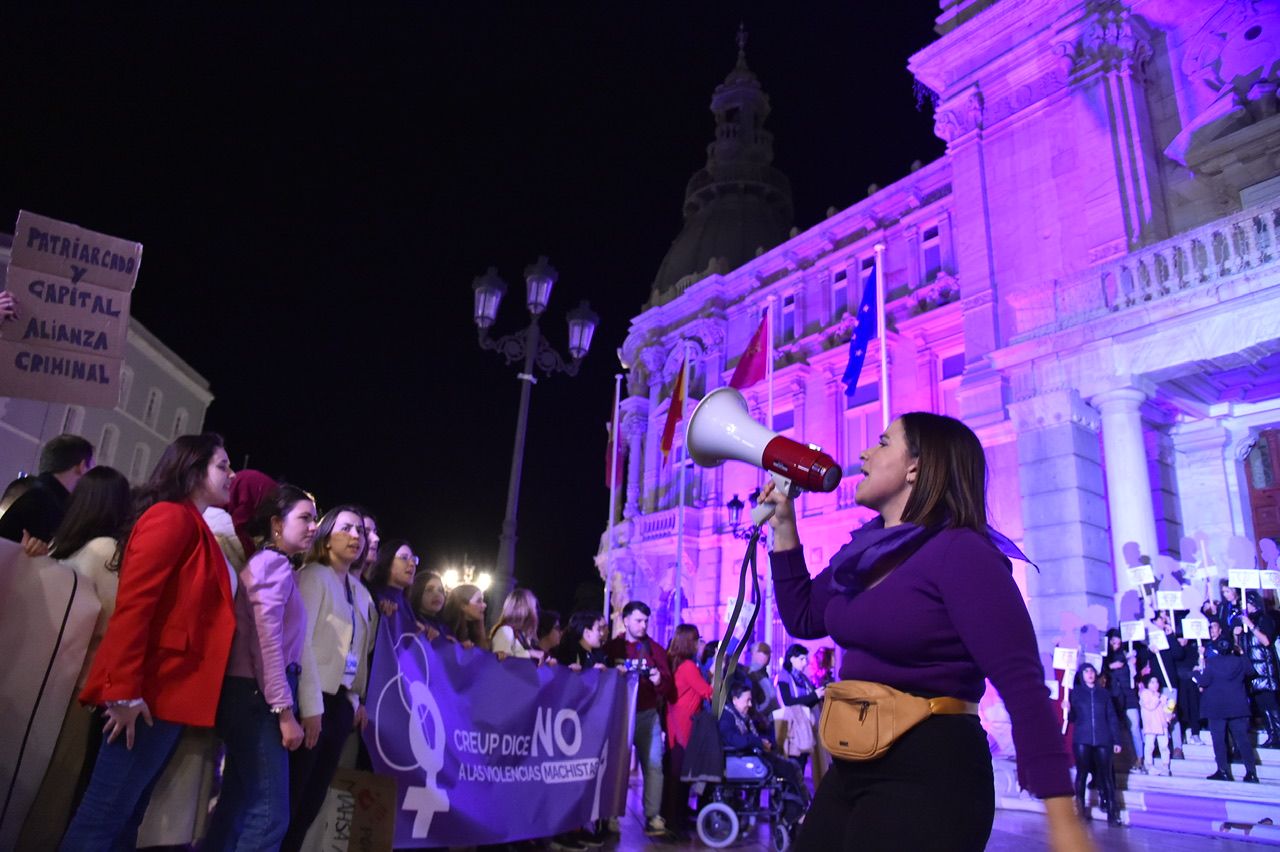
[1147,629,1170,651]
[1127,565,1156,588]
[1084,652,1103,672]
[1181,618,1210,641]
[1,211,141,407]
[0,267,129,358]
[1229,569,1261,590]
[1262,571,1280,591]
[298,768,396,852]
[0,340,121,408]
[1155,590,1185,611]
[724,598,758,638]
[1052,647,1079,672]
[1120,620,1146,642]
[10,210,142,293]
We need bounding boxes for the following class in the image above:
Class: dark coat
[1137,636,1185,690]
[719,706,765,751]
[0,472,69,543]
[1069,683,1123,746]
[1193,653,1251,719]
[1103,648,1138,710]
[1238,611,1279,694]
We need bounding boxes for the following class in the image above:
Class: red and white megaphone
[685,387,843,525]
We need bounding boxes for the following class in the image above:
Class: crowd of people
[1066,583,1279,824]
[2,431,839,851]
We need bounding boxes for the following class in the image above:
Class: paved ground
[596,777,1269,851]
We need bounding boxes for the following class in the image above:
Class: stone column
[1093,386,1160,571]
[1010,390,1114,653]
[1169,419,1237,547]
[621,401,648,520]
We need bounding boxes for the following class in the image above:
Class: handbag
[817,680,978,761]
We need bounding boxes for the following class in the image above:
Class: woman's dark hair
[133,433,226,516]
[728,680,753,701]
[49,466,132,567]
[246,483,313,557]
[442,583,489,649]
[304,504,368,567]
[558,610,604,658]
[365,538,411,593]
[782,643,809,673]
[409,569,444,620]
[668,624,701,670]
[538,609,562,641]
[897,412,988,532]
[700,638,719,667]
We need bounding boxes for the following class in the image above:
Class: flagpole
[604,372,623,622]
[673,342,691,633]
[763,298,776,653]
[875,242,889,430]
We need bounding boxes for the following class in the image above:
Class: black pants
[282,688,356,852]
[794,715,994,852]
[1209,717,1257,775]
[1072,743,1117,812]
[1177,673,1201,735]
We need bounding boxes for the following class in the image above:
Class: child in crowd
[1139,675,1175,777]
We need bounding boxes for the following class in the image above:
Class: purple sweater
[771,527,1072,799]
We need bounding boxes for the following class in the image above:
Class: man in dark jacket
[1237,593,1280,748]
[1069,664,1124,825]
[1193,638,1259,782]
[0,433,93,545]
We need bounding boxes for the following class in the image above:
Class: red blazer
[79,499,236,727]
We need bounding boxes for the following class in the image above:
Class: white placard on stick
[1156,590,1184,611]
[1229,569,1261,590]
[1262,571,1280,591]
[1128,565,1156,587]
[1052,647,1079,672]
[1084,652,1104,672]
[1120,620,1146,642]
[1147,628,1170,651]
[1181,618,1210,641]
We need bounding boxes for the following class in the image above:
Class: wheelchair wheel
[772,822,791,852]
[696,801,740,848]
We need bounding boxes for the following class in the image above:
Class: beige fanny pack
[817,680,980,761]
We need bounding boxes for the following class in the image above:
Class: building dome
[650,28,793,303]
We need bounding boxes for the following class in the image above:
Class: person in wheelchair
[719,681,809,806]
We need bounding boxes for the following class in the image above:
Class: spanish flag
[659,357,687,461]
[729,309,769,389]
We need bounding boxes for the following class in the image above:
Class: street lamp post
[472,256,598,621]
[726,489,768,645]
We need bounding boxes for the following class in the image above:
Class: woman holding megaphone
[759,412,1092,852]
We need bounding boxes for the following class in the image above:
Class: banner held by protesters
[364,622,636,847]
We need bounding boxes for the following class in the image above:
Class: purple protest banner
[363,622,636,847]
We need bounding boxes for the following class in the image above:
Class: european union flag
[842,264,878,397]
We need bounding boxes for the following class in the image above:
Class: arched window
[99,424,120,466]
[118,366,134,411]
[129,443,151,483]
[144,389,163,429]
[172,407,189,437]
[61,405,85,435]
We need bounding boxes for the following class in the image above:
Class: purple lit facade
[600,0,1280,665]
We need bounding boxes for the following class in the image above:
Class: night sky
[3,3,944,615]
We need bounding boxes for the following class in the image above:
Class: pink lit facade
[601,0,1280,662]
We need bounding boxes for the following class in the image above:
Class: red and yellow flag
[729,309,769,389]
[659,358,687,461]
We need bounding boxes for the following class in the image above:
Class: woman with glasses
[365,539,420,635]
[284,505,378,852]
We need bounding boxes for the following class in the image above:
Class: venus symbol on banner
[373,633,450,837]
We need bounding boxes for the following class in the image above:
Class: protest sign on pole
[1084,652,1104,672]
[1262,571,1280,591]
[0,211,141,407]
[1127,565,1156,588]
[1181,618,1210,641]
[1119,620,1146,643]
[364,623,636,847]
[1052,647,1079,672]
[1155,590,1185,612]
[1147,628,1170,652]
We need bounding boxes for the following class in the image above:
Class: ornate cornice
[1054,5,1153,83]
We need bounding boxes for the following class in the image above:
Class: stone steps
[994,754,1280,845]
